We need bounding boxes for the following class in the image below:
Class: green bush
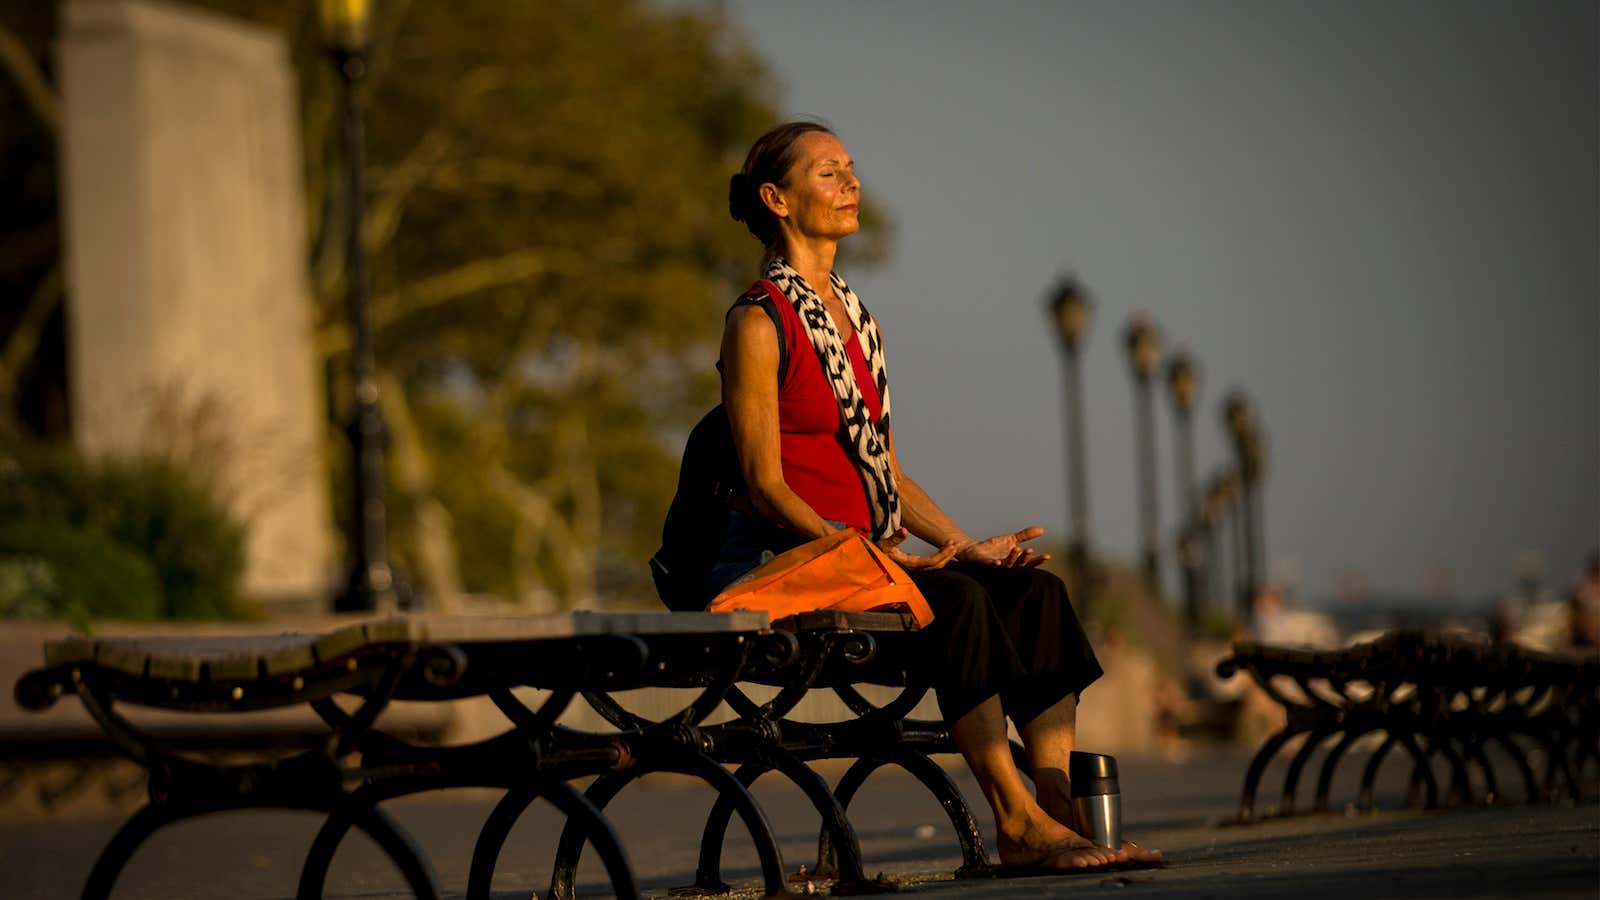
[0,444,248,620]
[0,522,164,626]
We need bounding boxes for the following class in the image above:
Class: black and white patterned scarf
[763,256,901,541]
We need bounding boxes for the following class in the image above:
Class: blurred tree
[0,1,892,608]
[0,5,66,441]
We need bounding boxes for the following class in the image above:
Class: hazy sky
[720,0,1598,601]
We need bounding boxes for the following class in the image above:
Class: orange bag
[708,529,935,626]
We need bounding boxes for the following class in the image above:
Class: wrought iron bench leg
[695,755,877,895]
[468,785,543,899]
[1464,739,1501,804]
[822,750,990,879]
[1397,732,1439,810]
[81,803,176,900]
[545,751,789,900]
[464,778,636,900]
[1237,727,1297,822]
[81,798,440,900]
[1357,733,1399,811]
[1534,730,1581,802]
[1569,734,1598,800]
[296,780,446,900]
[893,749,990,877]
[1314,727,1378,813]
[1423,736,1473,806]
[295,799,441,900]
[1280,728,1336,816]
[1493,733,1542,803]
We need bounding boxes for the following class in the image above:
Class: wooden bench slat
[772,610,919,632]
[403,611,769,643]
[43,636,95,666]
[38,612,773,690]
[311,624,375,665]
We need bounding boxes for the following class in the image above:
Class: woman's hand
[877,527,959,571]
[956,526,1051,568]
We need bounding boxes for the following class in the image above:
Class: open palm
[957,526,1050,568]
[877,527,959,571]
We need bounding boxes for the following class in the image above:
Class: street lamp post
[1123,313,1162,592]
[1048,276,1094,615]
[1222,391,1265,621]
[1165,350,1201,630]
[1203,469,1243,625]
[322,0,398,613]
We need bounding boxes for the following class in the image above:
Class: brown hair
[729,120,836,249]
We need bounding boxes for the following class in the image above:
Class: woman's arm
[721,305,836,540]
[888,430,1050,568]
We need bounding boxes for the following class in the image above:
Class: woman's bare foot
[1119,841,1163,863]
[1036,789,1163,866]
[995,801,1120,869]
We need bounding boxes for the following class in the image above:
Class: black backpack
[650,287,788,611]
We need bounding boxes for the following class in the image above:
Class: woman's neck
[779,237,837,297]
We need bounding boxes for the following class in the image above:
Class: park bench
[0,621,451,816]
[1215,630,1599,822]
[14,609,1017,900]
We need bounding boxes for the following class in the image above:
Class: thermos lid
[1068,751,1120,797]
[1069,751,1118,781]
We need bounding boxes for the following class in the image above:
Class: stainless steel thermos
[1069,751,1121,850]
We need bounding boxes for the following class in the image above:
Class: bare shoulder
[724,303,779,352]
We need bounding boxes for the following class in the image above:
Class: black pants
[909,563,1102,727]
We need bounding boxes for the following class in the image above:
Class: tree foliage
[0,4,66,439]
[0,1,891,609]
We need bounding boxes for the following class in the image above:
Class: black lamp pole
[1165,350,1201,630]
[1048,276,1093,616]
[1200,471,1234,625]
[1123,314,1162,592]
[1223,391,1264,621]
[323,0,397,613]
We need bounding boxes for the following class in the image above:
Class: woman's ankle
[1029,767,1077,828]
[994,797,1058,842]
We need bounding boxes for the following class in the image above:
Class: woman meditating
[706,120,1159,871]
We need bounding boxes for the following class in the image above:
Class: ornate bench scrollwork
[1217,631,1599,823]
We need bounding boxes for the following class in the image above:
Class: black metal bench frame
[1216,631,1599,822]
[15,610,1017,900]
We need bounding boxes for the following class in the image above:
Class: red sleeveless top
[740,281,883,535]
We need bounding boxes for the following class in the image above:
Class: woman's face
[765,132,861,243]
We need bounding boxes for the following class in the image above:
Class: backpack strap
[727,280,790,387]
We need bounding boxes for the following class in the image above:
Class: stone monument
[57,0,333,607]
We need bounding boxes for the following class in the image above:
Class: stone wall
[57,0,332,605]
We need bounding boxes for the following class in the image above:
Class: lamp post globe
[1050,276,1091,354]
[319,0,371,54]
[1223,390,1255,448]
[1165,352,1196,415]
[1123,315,1161,383]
